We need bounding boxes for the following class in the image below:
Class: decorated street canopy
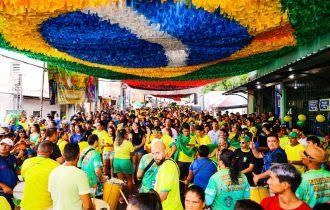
[0,0,329,91]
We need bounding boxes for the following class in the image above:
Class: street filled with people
[0,107,329,210]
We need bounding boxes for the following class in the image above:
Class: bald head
[151,140,166,165]
[37,141,53,157]
[151,139,165,150]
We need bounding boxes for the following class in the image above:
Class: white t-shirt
[208,130,220,145]
[48,165,90,210]
[298,137,308,147]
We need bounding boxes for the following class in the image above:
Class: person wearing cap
[284,131,306,174]
[20,141,60,210]
[292,127,308,147]
[296,144,330,207]
[235,135,255,186]
[0,138,18,209]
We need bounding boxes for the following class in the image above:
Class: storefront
[225,34,330,135]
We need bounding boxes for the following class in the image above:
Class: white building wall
[22,98,60,117]
[0,49,60,122]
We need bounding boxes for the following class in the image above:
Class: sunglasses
[303,151,314,160]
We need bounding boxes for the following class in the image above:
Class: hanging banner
[85,76,98,103]
[48,65,88,104]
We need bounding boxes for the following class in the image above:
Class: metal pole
[280,82,287,124]
[19,73,23,110]
[40,62,45,117]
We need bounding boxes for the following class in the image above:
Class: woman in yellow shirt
[144,125,155,153]
[114,129,134,197]
[57,130,69,155]
[102,126,115,177]
[163,128,177,158]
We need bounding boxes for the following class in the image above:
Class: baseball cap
[288,131,299,138]
[0,138,14,146]
[240,135,251,142]
[300,144,326,163]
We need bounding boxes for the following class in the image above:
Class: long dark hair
[108,126,116,140]
[116,129,126,146]
[219,149,240,184]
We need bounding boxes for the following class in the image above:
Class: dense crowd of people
[0,107,329,210]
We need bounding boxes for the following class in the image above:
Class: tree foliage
[202,74,249,93]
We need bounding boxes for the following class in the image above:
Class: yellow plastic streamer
[192,0,289,35]
[0,0,111,15]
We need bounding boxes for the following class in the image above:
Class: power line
[0,53,48,70]
[0,53,121,82]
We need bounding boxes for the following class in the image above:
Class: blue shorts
[134,146,145,154]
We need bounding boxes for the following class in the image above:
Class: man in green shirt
[78,134,103,197]
[137,153,158,193]
[296,144,330,207]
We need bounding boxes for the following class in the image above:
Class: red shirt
[261,195,311,210]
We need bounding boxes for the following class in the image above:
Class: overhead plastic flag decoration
[0,0,329,90]
[124,79,220,91]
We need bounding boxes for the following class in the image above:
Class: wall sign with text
[319,99,330,111]
[308,100,318,111]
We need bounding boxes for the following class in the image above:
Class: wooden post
[40,62,45,117]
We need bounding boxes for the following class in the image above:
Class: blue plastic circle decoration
[40,0,251,68]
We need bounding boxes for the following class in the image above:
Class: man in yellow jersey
[284,131,306,173]
[21,141,60,210]
[152,140,183,210]
[195,125,211,146]
[92,122,108,153]
[175,123,198,183]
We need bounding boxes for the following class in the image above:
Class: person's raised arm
[250,141,263,159]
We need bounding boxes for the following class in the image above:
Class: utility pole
[40,62,46,117]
